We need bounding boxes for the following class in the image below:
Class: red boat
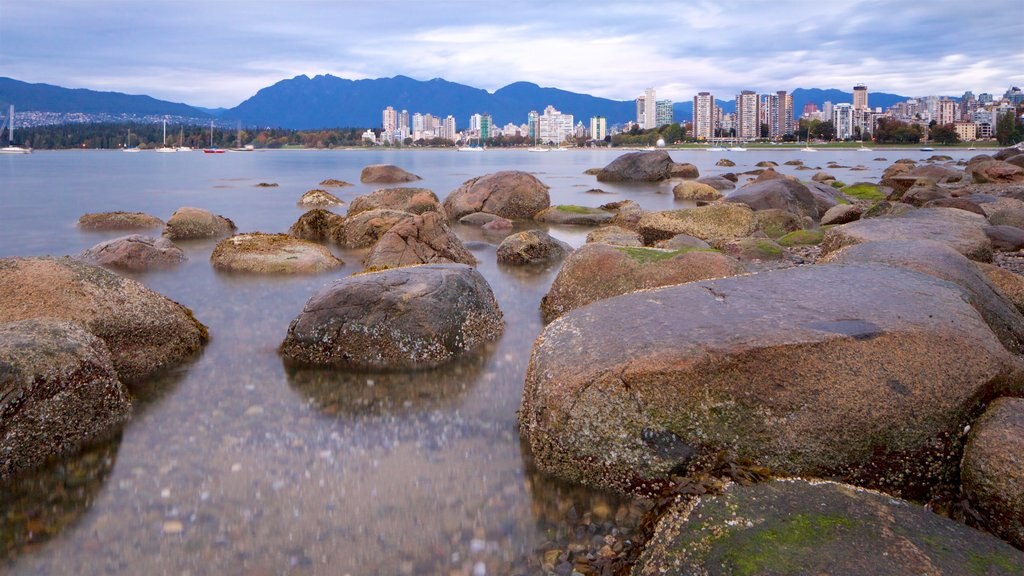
[203,148,225,154]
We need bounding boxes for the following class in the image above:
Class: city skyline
[2,0,1021,109]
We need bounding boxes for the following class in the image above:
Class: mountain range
[1,75,914,130]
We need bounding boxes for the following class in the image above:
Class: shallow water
[0,147,984,574]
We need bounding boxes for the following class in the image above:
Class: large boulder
[820,239,1024,355]
[77,211,164,231]
[986,225,1024,252]
[0,257,208,383]
[899,180,951,206]
[347,187,442,217]
[983,197,1024,229]
[971,160,1024,184]
[725,179,827,220]
[496,230,572,266]
[443,171,550,221]
[672,181,721,202]
[533,205,614,226]
[362,211,475,270]
[638,204,757,243]
[820,207,992,262]
[211,233,343,274]
[78,234,186,270]
[670,163,699,179]
[0,318,131,480]
[907,163,965,183]
[586,225,644,247]
[820,203,864,226]
[962,397,1024,549]
[636,480,1024,576]
[602,199,645,230]
[519,263,1023,496]
[332,208,414,248]
[695,175,735,191]
[754,208,804,239]
[280,264,503,370]
[288,208,345,242]
[977,262,1024,315]
[595,151,675,182]
[359,164,421,184]
[297,189,344,208]
[540,243,745,323]
[163,207,236,240]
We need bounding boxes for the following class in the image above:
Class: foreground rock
[359,164,421,183]
[287,209,345,242]
[0,319,131,480]
[636,480,1024,575]
[496,230,572,266]
[820,203,864,226]
[77,211,164,231]
[595,150,674,182]
[443,171,550,221]
[820,207,992,262]
[520,263,1022,496]
[961,397,1024,549]
[79,234,186,271]
[362,211,475,270]
[211,233,343,274]
[638,204,757,243]
[725,179,830,219]
[586,225,644,247]
[163,207,237,240]
[0,257,208,382]
[280,264,503,370]
[672,181,721,201]
[348,187,441,217]
[297,189,344,208]
[540,243,745,322]
[332,208,414,248]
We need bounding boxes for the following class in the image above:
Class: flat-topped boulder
[971,160,1024,184]
[540,243,745,323]
[636,480,1024,576]
[496,229,572,266]
[362,211,475,270]
[0,257,208,383]
[163,207,236,240]
[319,178,352,187]
[907,163,965,183]
[595,150,674,182]
[672,181,721,201]
[348,187,441,217]
[962,397,1024,549]
[79,234,186,271]
[638,204,757,243]
[986,225,1024,252]
[443,170,550,221]
[670,162,699,179]
[297,189,344,208]
[77,211,164,231]
[725,179,829,220]
[533,205,614,226]
[288,208,345,242]
[586,225,644,247]
[820,207,992,262]
[211,233,343,274]
[695,175,735,191]
[0,318,131,480]
[359,164,421,184]
[820,203,864,226]
[280,264,503,370]
[520,263,1023,496]
[332,208,414,248]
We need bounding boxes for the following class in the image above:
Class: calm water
[0,147,984,575]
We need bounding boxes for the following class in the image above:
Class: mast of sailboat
[236,121,241,148]
[209,120,214,147]
[6,105,14,145]
[162,119,167,146]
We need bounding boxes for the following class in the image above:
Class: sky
[2,0,1022,109]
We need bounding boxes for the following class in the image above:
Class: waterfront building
[589,116,607,141]
[735,90,760,140]
[937,98,956,126]
[480,114,492,140]
[528,111,539,141]
[441,115,456,141]
[693,92,715,140]
[853,85,868,111]
[399,110,409,136]
[823,101,833,124]
[655,100,673,128]
[382,106,398,142]
[361,129,377,144]
[833,103,855,140]
[953,121,978,141]
[539,105,574,143]
[636,87,657,130]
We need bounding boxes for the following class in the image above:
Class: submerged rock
[163,206,236,240]
[359,164,421,184]
[443,171,550,221]
[595,150,674,182]
[0,318,131,480]
[77,211,164,231]
[348,187,441,217]
[211,232,343,274]
[0,257,208,383]
[79,234,186,270]
[496,229,572,266]
[280,264,503,370]
[288,208,345,242]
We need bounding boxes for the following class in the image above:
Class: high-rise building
[636,87,657,129]
[480,114,492,140]
[655,100,673,128]
[382,106,397,133]
[735,90,760,140]
[411,113,424,137]
[833,103,855,140]
[823,101,834,124]
[442,115,456,141]
[399,110,410,135]
[589,116,607,141]
[853,85,868,111]
[937,98,956,125]
[539,105,574,143]
[470,114,482,133]
[693,92,715,140]
[770,90,794,139]
[1004,87,1024,106]
[528,110,539,141]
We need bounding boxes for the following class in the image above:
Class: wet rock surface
[280,264,503,370]
[636,480,1024,575]
[333,208,414,249]
[348,187,442,217]
[0,319,131,480]
[210,233,344,274]
[359,164,422,184]
[363,211,475,270]
[162,207,237,240]
[77,211,164,231]
[638,204,757,243]
[287,208,345,242]
[533,205,615,226]
[586,225,644,247]
[821,207,993,261]
[496,229,572,266]
[961,397,1024,550]
[596,151,675,182]
[79,234,186,271]
[444,171,551,221]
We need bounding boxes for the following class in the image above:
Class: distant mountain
[0,77,209,118]
[220,75,637,129]
[194,106,228,117]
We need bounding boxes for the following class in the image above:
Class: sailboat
[800,135,817,152]
[230,122,253,151]
[856,139,873,152]
[457,133,484,152]
[122,128,140,152]
[726,140,747,152]
[706,136,726,152]
[527,128,549,152]
[176,127,193,151]
[0,105,32,154]
[203,120,224,153]
[155,119,176,152]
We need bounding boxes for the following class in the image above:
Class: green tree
[996,111,1020,145]
[760,123,769,138]
[810,120,835,141]
[929,123,960,145]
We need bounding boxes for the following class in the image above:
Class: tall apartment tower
[382,106,397,133]
[853,85,868,111]
[772,90,794,139]
[399,109,410,135]
[636,87,657,129]
[735,90,760,140]
[693,92,715,140]
[589,116,607,141]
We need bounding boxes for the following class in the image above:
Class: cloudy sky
[2,0,1022,108]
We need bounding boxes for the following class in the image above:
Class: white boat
[856,139,872,151]
[175,127,192,151]
[800,138,817,152]
[122,129,140,152]
[706,139,727,152]
[0,105,32,154]
[726,143,747,152]
[229,122,252,151]
[920,146,935,152]
[457,145,484,152]
[154,119,176,152]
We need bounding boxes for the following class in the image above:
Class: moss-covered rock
[842,183,886,202]
[534,205,615,226]
[638,204,757,243]
[777,228,824,246]
[211,232,344,274]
